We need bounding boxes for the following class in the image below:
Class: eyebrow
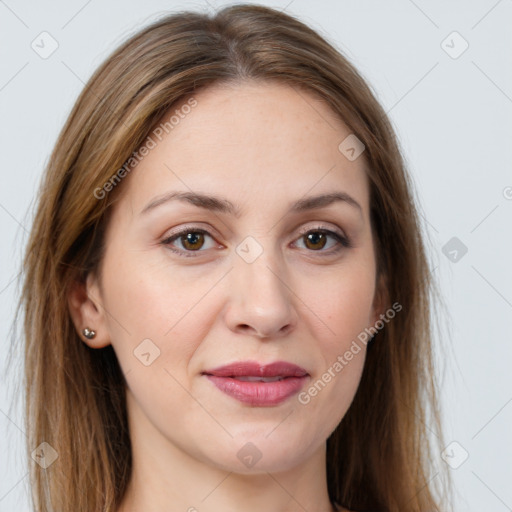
[140,190,362,217]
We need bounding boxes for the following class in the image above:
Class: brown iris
[180,232,205,251]
[303,232,327,250]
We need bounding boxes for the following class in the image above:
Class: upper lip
[202,360,309,378]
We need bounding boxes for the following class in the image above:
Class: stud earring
[82,327,96,339]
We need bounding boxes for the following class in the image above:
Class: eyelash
[160,224,351,258]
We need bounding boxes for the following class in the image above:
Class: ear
[67,272,111,349]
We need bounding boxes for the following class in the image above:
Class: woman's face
[83,81,382,473]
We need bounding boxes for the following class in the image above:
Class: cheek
[315,263,376,345]
[99,249,217,375]
[300,263,375,415]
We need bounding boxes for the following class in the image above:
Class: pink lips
[202,361,309,406]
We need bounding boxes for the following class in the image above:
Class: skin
[69,80,383,512]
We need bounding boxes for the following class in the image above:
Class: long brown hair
[16,4,452,511]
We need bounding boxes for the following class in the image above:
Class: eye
[161,224,351,258]
[161,227,218,257]
[293,227,351,254]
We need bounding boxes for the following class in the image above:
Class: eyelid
[295,222,347,240]
[161,223,220,243]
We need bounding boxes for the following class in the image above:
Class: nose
[223,247,298,339]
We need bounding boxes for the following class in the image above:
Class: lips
[202,361,309,406]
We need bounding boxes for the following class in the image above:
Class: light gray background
[1,1,511,510]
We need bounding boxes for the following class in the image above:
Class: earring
[82,327,96,339]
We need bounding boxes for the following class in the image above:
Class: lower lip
[205,375,308,406]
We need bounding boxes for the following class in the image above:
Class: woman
[19,4,452,511]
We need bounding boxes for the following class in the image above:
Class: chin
[199,434,315,475]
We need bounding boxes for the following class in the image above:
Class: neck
[117,389,337,512]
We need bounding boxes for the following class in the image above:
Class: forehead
[118,80,370,218]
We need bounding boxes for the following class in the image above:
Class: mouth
[228,375,287,382]
[202,360,309,406]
